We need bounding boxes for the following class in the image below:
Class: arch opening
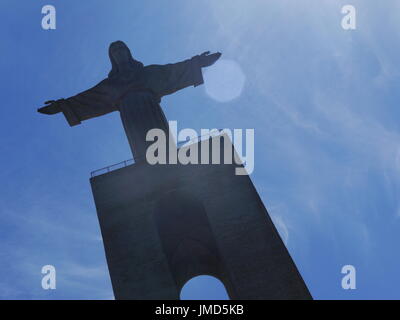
[180,275,230,300]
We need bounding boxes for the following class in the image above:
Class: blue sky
[0,0,399,299]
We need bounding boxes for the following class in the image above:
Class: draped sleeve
[143,55,204,99]
[59,79,116,126]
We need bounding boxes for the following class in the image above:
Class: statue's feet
[38,100,62,115]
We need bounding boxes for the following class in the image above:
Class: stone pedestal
[90,136,311,300]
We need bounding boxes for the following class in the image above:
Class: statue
[38,41,221,160]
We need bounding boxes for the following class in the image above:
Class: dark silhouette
[38,40,221,159]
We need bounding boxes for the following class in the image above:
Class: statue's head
[108,41,143,78]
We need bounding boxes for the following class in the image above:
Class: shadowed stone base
[90,137,312,300]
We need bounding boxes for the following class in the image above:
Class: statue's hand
[198,51,222,68]
[38,99,64,115]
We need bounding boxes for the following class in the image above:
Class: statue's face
[110,41,132,65]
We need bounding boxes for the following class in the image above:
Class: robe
[59,55,204,161]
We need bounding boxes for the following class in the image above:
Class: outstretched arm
[144,51,221,98]
[38,79,116,126]
[199,51,221,68]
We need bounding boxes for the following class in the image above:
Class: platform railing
[90,129,224,178]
